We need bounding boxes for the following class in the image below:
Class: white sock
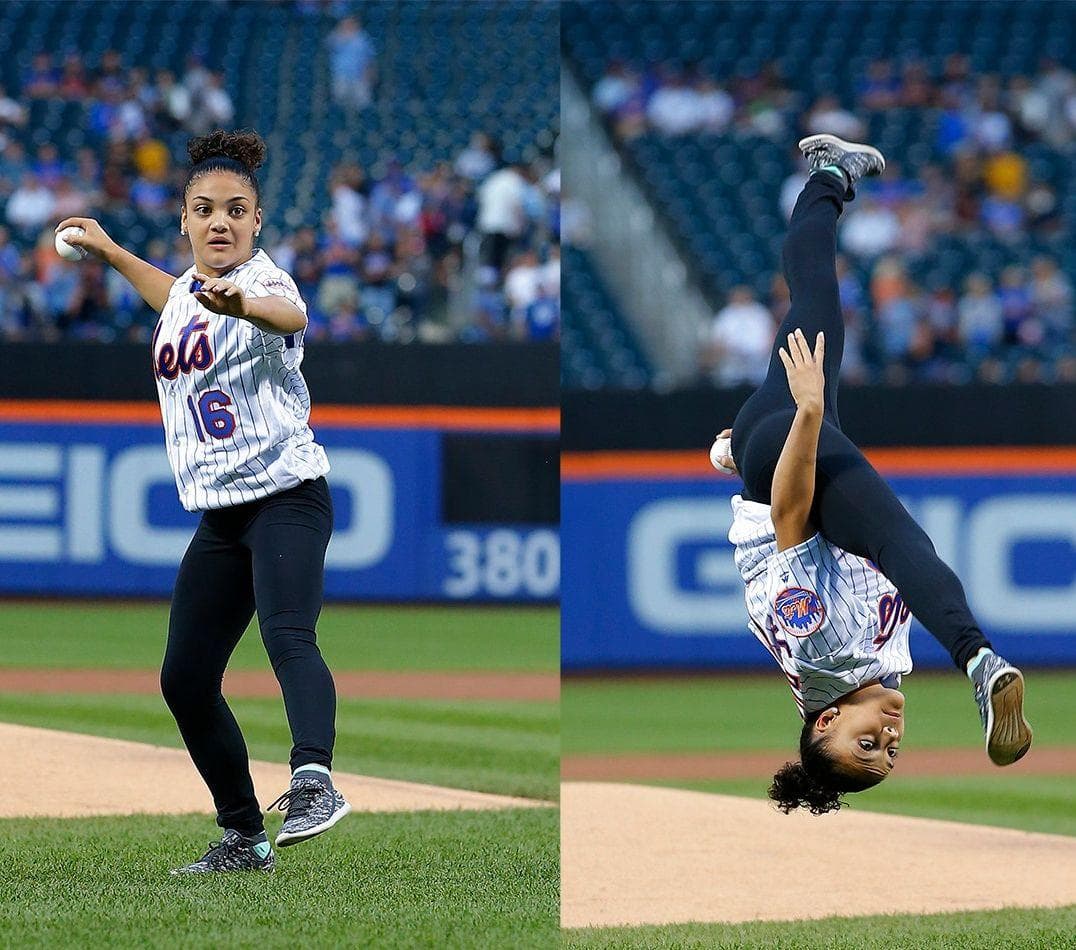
[294,763,331,777]
[965,648,994,678]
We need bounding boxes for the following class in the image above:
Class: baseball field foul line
[0,722,550,819]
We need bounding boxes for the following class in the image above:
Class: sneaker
[169,829,275,875]
[798,133,886,199]
[268,775,352,847]
[970,652,1033,766]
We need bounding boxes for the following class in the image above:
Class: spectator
[696,76,735,133]
[0,86,27,130]
[327,16,376,111]
[592,62,638,115]
[998,266,1037,346]
[958,273,1004,357]
[840,197,901,260]
[5,174,55,239]
[154,70,192,132]
[502,249,540,319]
[330,164,368,247]
[702,286,775,386]
[455,133,498,182]
[647,72,701,136]
[522,280,559,341]
[58,54,90,99]
[200,73,235,130]
[1030,256,1073,343]
[477,160,528,273]
[22,54,59,99]
[805,94,863,141]
[857,60,901,110]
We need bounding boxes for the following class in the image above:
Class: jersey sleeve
[762,533,872,647]
[249,268,308,323]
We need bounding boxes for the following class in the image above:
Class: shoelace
[267,783,324,815]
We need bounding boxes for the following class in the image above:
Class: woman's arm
[771,329,826,552]
[56,217,175,314]
[189,272,307,335]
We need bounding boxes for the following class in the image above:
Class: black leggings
[161,476,336,836]
[731,174,990,671]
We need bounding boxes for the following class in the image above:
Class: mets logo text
[773,587,826,636]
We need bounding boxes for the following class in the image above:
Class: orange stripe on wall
[0,401,559,432]
[562,447,1076,480]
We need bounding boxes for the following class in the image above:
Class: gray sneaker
[269,776,352,847]
[798,133,886,199]
[169,829,275,875]
[970,652,1033,766]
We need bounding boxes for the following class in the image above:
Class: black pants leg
[162,523,262,836]
[161,477,336,835]
[244,479,336,772]
[732,175,991,670]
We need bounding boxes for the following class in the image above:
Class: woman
[715,135,1032,815]
[56,129,350,872]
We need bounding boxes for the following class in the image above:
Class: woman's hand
[711,427,738,476]
[191,273,248,318]
[54,217,119,263]
[778,328,825,415]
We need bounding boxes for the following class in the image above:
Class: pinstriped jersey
[152,248,329,512]
[728,494,913,719]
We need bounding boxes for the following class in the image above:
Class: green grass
[563,906,1076,949]
[0,691,558,801]
[561,671,1076,753]
[562,671,1076,833]
[663,775,1076,837]
[0,809,558,949]
[0,602,557,672]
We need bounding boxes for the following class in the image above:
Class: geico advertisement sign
[0,443,392,569]
[627,494,1076,634]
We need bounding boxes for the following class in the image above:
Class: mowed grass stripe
[0,809,558,950]
[0,692,558,801]
[562,672,1076,753]
[0,602,558,673]
[662,775,1076,837]
[563,905,1076,949]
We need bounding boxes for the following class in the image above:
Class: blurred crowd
[0,40,558,345]
[593,56,1076,384]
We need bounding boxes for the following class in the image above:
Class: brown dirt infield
[562,746,1076,780]
[0,722,549,819]
[0,668,558,703]
[561,782,1076,928]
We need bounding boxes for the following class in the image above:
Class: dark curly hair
[768,707,884,815]
[183,128,267,206]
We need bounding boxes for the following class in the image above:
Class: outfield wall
[0,401,558,603]
[562,448,1076,669]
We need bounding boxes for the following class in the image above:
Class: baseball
[709,435,736,475]
[55,227,87,262]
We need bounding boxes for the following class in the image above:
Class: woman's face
[181,171,262,276]
[814,683,905,781]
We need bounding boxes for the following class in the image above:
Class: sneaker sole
[797,133,886,172]
[985,669,1033,766]
[275,801,353,848]
[169,861,275,876]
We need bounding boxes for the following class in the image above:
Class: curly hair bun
[768,760,844,815]
[187,129,267,173]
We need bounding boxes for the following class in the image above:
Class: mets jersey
[728,494,913,718]
[152,248,329,512]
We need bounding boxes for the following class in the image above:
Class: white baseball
[710,436,736,475]
[55,226,87,262]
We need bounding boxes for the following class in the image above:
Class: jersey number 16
[186,389,236,441]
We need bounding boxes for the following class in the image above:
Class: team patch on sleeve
[772,586,826,637]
